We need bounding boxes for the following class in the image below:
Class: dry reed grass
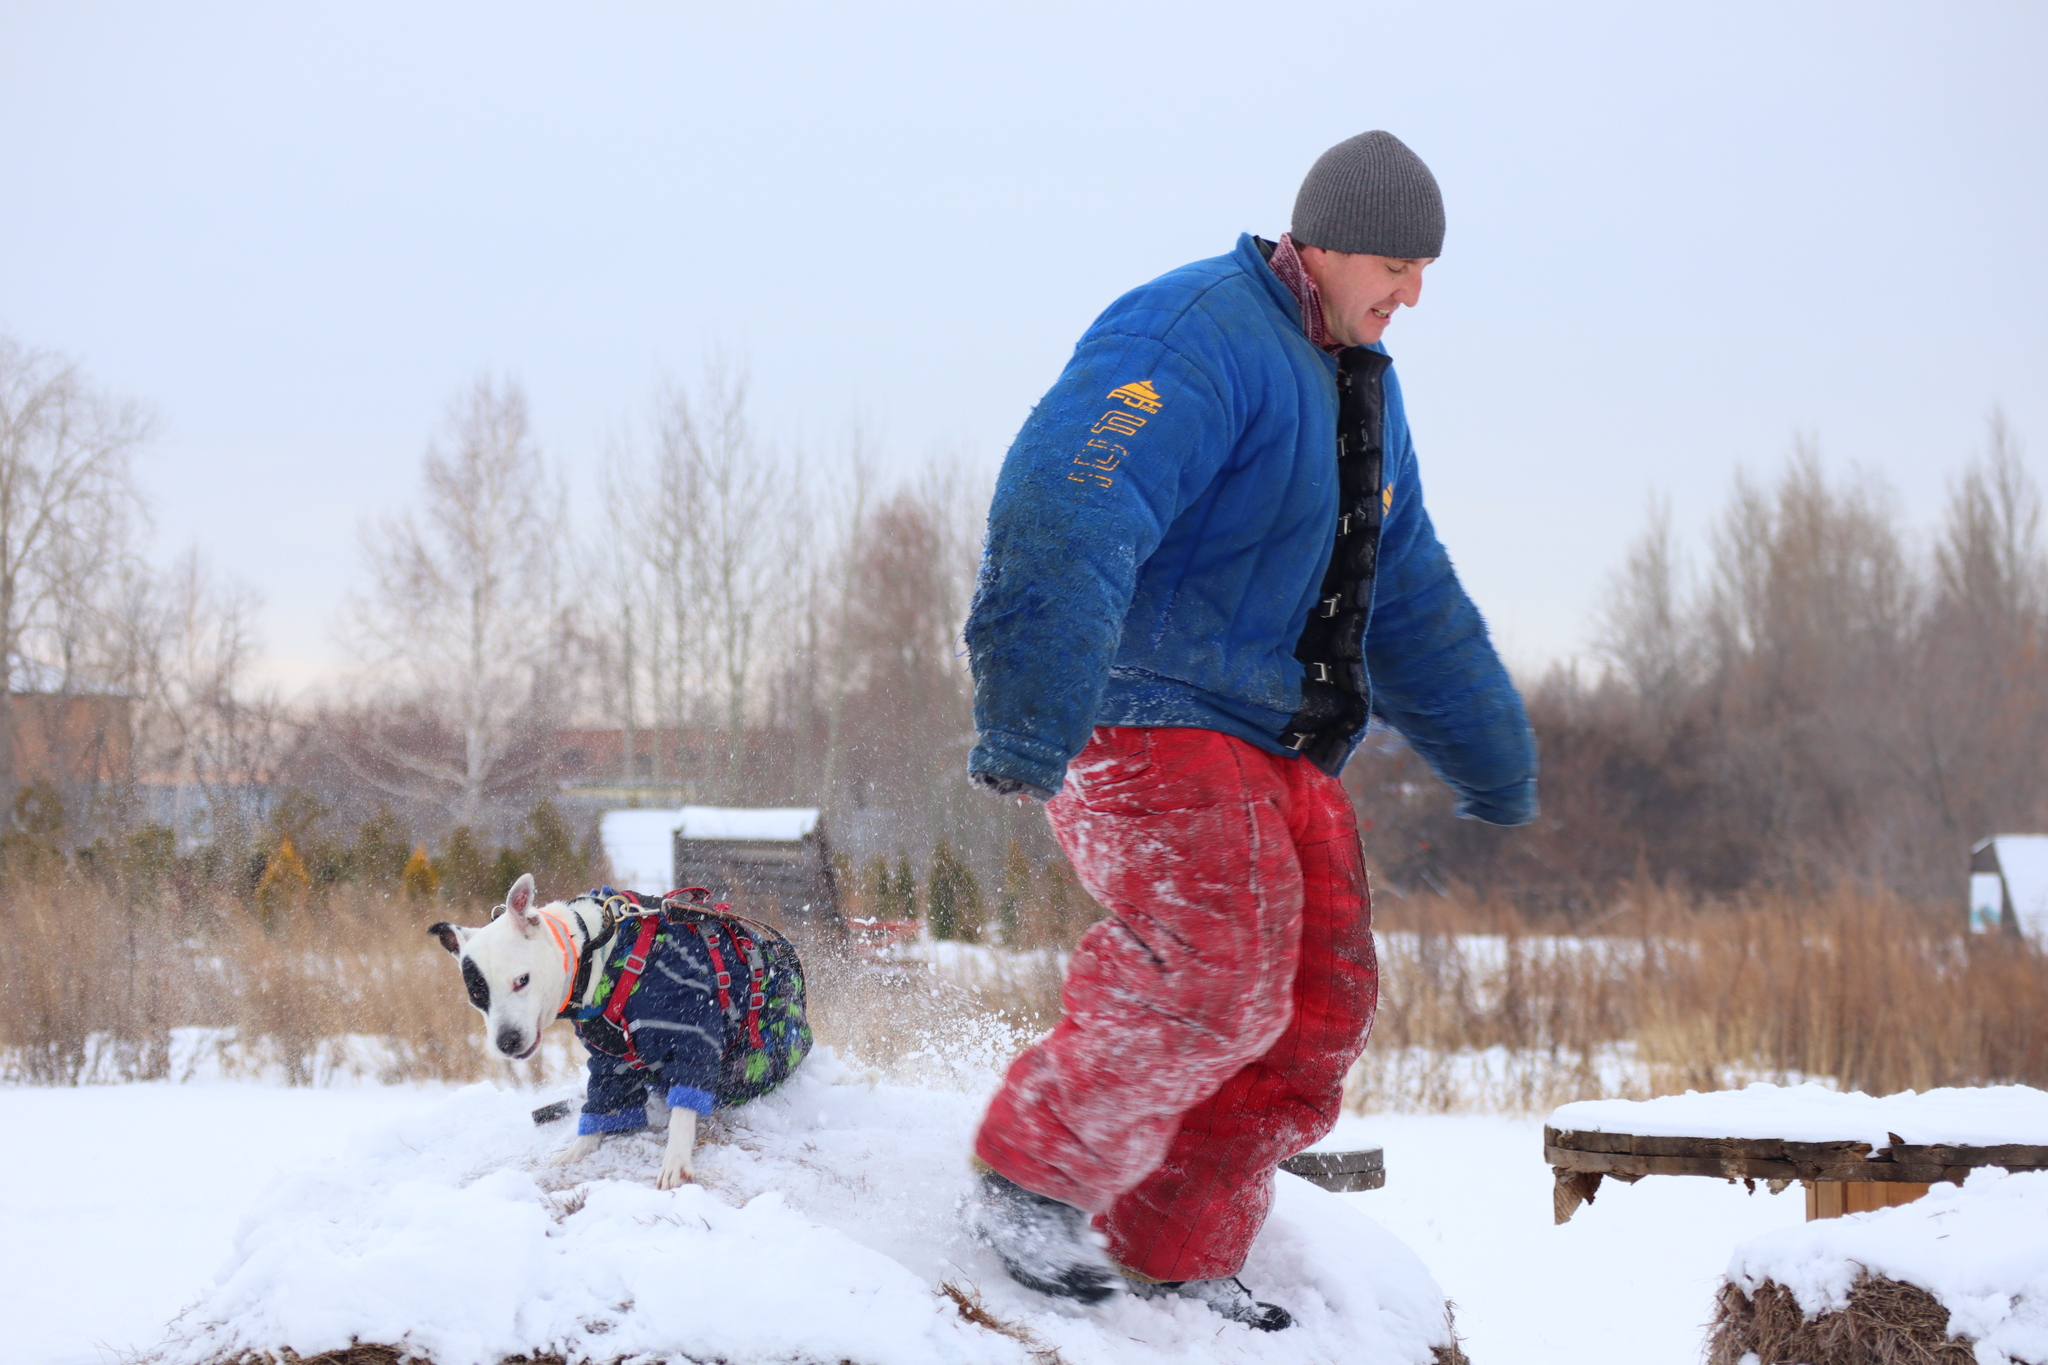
[3,865,2042,1116]
[0,871,571,1087]
[1356,879,2048,1111]
[1707,1276,1975,1365]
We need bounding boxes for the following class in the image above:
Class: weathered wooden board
[1544,1124,2048,1223]
[1280,1147,1385,1192]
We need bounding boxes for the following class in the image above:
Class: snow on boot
[961,1164,1121,1305]
[1132,1275,1294,1332]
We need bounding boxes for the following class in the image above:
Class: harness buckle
[1312,662,1333,683]
[715,971,731,989]
[1285,731,1312,751]
[624,953,647,974]
[748,992,766,1010]
[1322,596,1340,618]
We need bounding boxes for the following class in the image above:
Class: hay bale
[1707,1274,1976,1365]
[218,1353,568,1365]
[203,1302,1472,1365]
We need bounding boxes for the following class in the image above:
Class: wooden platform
[1544,1124,2048,1223]
[1279,1147,1385,1193]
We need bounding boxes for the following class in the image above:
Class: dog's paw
[551,1133,602,1167]
[656,1107,699,1189]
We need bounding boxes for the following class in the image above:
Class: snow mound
[1553,1081,2048,1147]
[151,1049,1457,1365]
[1722,1168,2048,1365]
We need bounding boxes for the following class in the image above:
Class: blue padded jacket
[963,233,1536,824]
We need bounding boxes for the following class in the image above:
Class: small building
[8,692,132,787]
[598,805,841,932]
[1968,834,2048,946]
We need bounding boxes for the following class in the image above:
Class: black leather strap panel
[1282,346,1389,775]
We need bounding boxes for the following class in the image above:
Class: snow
[1553,1082,2048,1148]
[1724,1168,2048,1365]
[2,1080,1834,1365]
[676,805,820,842]
[598,808,685,893]
[144,1050,1456,1365]
[599,807,823,894]
[1354,1113,1804,1364]
[0,1080,453,1365]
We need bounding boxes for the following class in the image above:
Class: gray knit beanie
[1291,130,1444,258]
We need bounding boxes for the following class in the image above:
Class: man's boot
[961,1164,1120,1304]
[1131,1275,1294,1331]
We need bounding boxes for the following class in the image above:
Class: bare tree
[1595,495,1689,710]
[1934,411,2043,634]
[343,375,558,827]
[0,336,150,799]
[674,371,785,799]
[818,428,878,803]
[622,368,795,801]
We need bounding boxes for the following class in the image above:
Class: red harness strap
[601,913,664,1070]
[692,917,767,1049]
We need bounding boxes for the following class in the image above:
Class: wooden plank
[1851,1163,1961,1184]
[1828,1181,1931,1217]
[1885,1143,2048,1169]
[1279,1148,1384,1179]
[1806,1180,1844,1219]
[1548,1128,1635,1155]
[1631,1134,1716,1157]
[1721,1137,1788,1160]
[1545,1146,1801,1180]
[1780,1140,1874,1162]
[1550,1128,2048,1171]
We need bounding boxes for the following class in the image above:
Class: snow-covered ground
[1,1064,1813,1365]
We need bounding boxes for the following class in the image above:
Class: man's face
[1297,246,1433,347]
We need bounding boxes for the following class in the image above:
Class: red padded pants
[974,726,1378,1282]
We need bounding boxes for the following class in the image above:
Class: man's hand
[971,771,1055,804]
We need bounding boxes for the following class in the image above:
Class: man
[959,131,1537,1330]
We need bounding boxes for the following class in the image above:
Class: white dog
[430,874,698,1188]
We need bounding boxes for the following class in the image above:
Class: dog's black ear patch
[427,922,464,955]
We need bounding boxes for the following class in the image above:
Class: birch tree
[0,336,150,799]
[345,375,557,826]
[633,370,792,801]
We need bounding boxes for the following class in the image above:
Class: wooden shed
[1969,834,2048,947]
[595,806,841,932]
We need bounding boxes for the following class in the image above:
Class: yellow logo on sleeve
[1107,380,1164,414]
[1383,484,1393,513]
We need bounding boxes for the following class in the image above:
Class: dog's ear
[502,872,541,938]
[427,922,472,955]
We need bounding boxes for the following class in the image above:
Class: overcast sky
[3,1,2044,690]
